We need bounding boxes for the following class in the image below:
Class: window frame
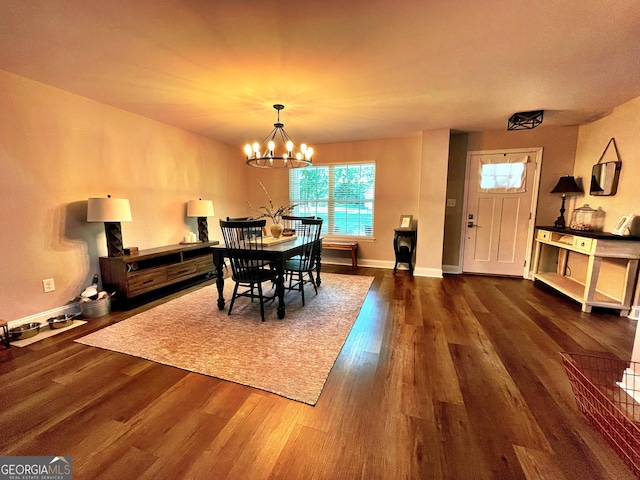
[289,162,376,239]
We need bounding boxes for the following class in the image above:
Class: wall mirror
[590,160,621,196]
[590,138,622,196]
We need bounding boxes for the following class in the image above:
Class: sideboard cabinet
[531,227,640,316]
[99,241,218,305]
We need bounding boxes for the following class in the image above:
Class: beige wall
[443,133,468,267]
[250,133,449,274]
[1,69,248,320]
[0,68,447,321]
[417,129,451,275]
[572,96,640,232]
[309,136,424,267]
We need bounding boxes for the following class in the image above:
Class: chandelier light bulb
[296,152,302,160]
[305,147,314,159]
[244,144,252,157]
[253,142,260,153]
[286,140,293,153]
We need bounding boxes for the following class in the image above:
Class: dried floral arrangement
[248,179,299,224]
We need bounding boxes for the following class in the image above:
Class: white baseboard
[321,259,443,278]
[9,304,80,329]
[629,306,640,321]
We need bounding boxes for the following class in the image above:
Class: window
[289,163,375,237]
[478,155,529,193]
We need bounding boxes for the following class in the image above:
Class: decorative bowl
[9,322,42,340]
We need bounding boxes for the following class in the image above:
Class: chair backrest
[282,215,316,233]
[295,218,323,269]
[225,217,267,236]
[220,219,270,279]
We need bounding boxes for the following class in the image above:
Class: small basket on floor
[560,352,640,477]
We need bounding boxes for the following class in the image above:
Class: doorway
[461,148,542,277]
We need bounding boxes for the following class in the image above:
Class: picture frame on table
[398,214,413,230]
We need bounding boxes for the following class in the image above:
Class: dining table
[210,236,322,319]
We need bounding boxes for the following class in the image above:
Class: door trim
[459,147,543,278]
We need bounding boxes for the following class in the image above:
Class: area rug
[76,273,374,405]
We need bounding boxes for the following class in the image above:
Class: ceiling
[1,0,639,148]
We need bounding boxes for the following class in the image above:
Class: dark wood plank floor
[1,266,637,479]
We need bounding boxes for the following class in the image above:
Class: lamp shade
[87,197,132,222]
[550,175,582,194]
[187,199,215,217]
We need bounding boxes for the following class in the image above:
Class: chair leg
[228,282,240,316]
[257,282,265,321]
[298,271,305,306]
[308,269,318,295]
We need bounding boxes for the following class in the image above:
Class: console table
[531,227,640,315]
[99,241,218,306]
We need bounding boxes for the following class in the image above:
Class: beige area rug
[76,273,374,405]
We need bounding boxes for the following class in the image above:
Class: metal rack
[561,352,640,476]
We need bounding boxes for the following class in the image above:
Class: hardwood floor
[1,266,637,479]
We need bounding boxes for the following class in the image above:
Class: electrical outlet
[446,198,456,207]
[42,278,55,293]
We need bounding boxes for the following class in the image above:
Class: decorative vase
[270,223,283,239]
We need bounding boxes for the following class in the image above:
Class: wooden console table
[532,227,640,315]
[99,241,218,305]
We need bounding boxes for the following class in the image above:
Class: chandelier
[244,104,313,168]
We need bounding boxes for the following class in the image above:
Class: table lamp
[87,195,132,257]
[550,175,582,228]
[187,198,215,242]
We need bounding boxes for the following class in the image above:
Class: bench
[322,241,358,267]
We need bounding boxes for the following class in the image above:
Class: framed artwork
[399,214,413,230]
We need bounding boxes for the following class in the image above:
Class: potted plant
[248,180,298,238]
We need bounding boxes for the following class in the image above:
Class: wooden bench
[322,241,358,267]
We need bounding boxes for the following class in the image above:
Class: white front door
[462,148,542,277]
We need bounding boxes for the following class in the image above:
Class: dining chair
[282,214,316,235]
[219,219,278,321]
[283,217,323,306]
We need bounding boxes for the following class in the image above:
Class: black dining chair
[283,217,323,306]
[282,214,316,235]
[219,219,278,321]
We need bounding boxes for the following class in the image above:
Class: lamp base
[554,195,567,229]
[104,222,125,257]
[553,216,566,229]
[197,217,209,242]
